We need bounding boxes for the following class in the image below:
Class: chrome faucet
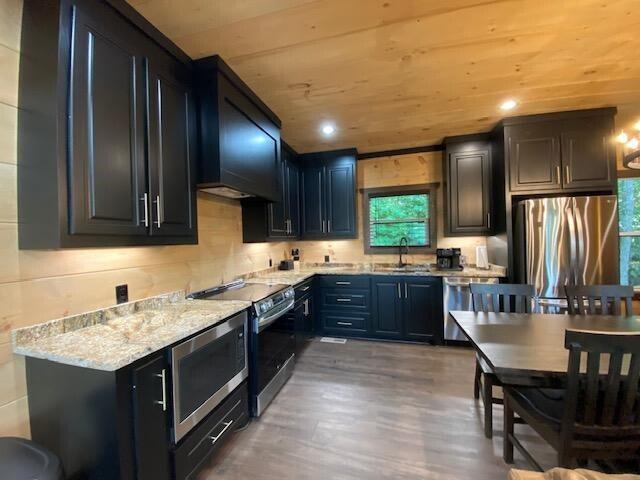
[398,237,409,268]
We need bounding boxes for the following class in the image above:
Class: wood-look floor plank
[198,339,555,479]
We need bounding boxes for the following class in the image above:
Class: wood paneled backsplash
[292,152,487,264]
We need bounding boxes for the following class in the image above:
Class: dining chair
[470,283,538,438]
[565,285,635,316]
[503,329,640,470]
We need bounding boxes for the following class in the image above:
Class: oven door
[171,311,248,443]
[255,304,296,416]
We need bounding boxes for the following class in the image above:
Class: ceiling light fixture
[617,131,629,144]
[500,99,518,111]
[321,123,336,136]
[619,124,640,170]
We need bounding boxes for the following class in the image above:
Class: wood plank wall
[292,152,487,264]
[0,0,290,437]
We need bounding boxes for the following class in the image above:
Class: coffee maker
[436,248,463,270]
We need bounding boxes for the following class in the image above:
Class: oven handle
[256,298,295,333]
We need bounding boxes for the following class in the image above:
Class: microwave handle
[154,369,167,411]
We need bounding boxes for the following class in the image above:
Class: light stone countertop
[247,263,506,287]
[12,291,251,371]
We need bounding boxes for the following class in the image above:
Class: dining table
[449,310,640,387]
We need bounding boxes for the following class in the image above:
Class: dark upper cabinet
[194,56,280,202]
[18,0,197,248]
[443,137,492,236]
[241,142,299,242]
[403,278,443,343]
[371,278,403,339]
[146,58,197,237]
[132,354,171,480]
[503,108,616,194]
[300,149,357,239]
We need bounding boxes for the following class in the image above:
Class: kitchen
[1,1,640,479]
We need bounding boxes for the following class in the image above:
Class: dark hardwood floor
[200,339,555,479]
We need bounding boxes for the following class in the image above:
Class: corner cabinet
[241,143,299,242]
[443,136,493,236]
[503,108,616,194]
[300,149,358,239]
[18,0,197,249]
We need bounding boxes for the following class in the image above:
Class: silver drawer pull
[209,420,234,445]
[300,286,310,292]
[335,281,351,285]
[337,321,352,326]
[336,298,351,302]
[140,193,149,227]
[154,369,167,411]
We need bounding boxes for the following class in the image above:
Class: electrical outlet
[115,284,129,304]
[324,255,330,263]
[269,258,273,267]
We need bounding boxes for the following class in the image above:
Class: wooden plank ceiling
[127,0,640,153]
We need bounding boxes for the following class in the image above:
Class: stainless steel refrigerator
[515,195,619,309]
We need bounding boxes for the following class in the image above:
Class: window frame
[362,183,438,254]
[617,170,640,290]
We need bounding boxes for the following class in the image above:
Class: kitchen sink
[373,264,431,273]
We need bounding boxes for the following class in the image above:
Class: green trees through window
[618,178,640,287]
[369,193,429,247]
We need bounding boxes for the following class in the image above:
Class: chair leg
[474,359,481,400]
[503,394,514,463]
[483,373,493,439]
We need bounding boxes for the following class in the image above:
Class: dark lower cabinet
[371,278,403,339]
[132,355,172,480]
[292,279,314,353]
[19,0,198,248]
[318,275,443,344]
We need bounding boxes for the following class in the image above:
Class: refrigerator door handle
[566,206,578,287]
[573,204,586,286]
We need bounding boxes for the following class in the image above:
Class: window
[363,184,437,254]
[618,176,640,287]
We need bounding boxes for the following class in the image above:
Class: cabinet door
[447,147,491,235]
[286,160,300,237]
[268,159,288,237]
[301,166,325,236]
[326,161,356,237]
[68,3,147,236]
[403,279,443,343]
[371,278,403,338]
[147,59,197,237]
[561,116,615,190]
[132,354,171,480]
[507,122,561,192]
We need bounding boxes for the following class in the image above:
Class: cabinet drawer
[322,312,369,332]
[174,382,248,480]
[294,279,313,298]
[321,289,369,310]
[317,275,369,289]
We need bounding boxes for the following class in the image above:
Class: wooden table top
[450,311,640,386]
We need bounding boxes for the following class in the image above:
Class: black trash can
[0,437,64,480]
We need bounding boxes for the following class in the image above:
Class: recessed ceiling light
[500,99,518,111]
[321,123,336,136]
[617,131,629,144]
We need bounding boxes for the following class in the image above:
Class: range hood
[195,56,282,202]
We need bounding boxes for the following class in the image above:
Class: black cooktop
[191,282,288,303]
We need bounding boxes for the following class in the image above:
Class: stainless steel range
[189,280,296,417]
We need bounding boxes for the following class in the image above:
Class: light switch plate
[116,284,128,304]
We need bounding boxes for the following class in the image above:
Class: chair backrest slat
[621,354,640,425]
[565,285,634,316]
[602,352,624,426]
[583,352,601,425]
[470,283,537,314]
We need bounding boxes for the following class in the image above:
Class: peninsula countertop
[12,291,251,371]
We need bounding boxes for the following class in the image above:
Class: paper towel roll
[476,246,489,269]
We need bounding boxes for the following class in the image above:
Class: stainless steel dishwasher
[443,276,499,342]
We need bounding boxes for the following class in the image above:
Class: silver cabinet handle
[154,195,162,227]
[486,212,491,230]
[140,193,149,227]
[397,283,401,298]
[209,420,234,444]
[322,220,326,233]
[328,220,331,233]
[300,286,310,292]
[556,165,561,184]
[303,299,309,315]
[337,321,352,326]
[154,369,167,411]
[335,281,351,285]
[565,165,570,183]
[336,298,351,302]
[405,283,408,298]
